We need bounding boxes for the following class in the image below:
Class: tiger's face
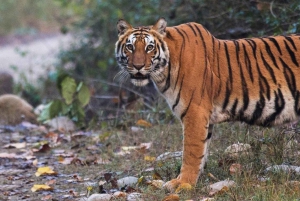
[115,18,169,87]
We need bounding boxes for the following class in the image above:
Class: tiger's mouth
[130,72,150,86]
[130,72,150,80]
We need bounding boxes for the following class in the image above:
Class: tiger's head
[115,18,169,87]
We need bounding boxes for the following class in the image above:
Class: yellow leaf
[86,186,93,192]
[136,119,152,127]
[144,155,156,162]
[31,184,53,192]
[35,166,57,177]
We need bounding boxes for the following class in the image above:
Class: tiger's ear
[117,19,132,36]
[152,18,167,35]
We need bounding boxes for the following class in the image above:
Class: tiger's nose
[133,64,145,70]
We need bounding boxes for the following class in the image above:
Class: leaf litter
[0,119,299,200]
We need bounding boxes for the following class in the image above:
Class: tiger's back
[115,19,300,191]
[210,33,300,126]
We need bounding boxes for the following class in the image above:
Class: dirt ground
[0,33,72,85]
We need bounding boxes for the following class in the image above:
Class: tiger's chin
[130,73,151,86]
[130,78,150,87]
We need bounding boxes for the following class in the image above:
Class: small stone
[117,176,138,187]
[87,193,112,201]
[224,143,252,159]
[127,193,144,201]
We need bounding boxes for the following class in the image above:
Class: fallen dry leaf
[162,193,180,201]
[3,142,26,149]
[35,166,57,177]
[147,180,165,189]
[32,141,51,153]
[144,155,156,162]
[0,152,35,160]
[31,184,53,192]
[58,157,75,165]
[136,119,152,127]
[45,179,56,185]
[41,195,52,200]
[0,169,25,175]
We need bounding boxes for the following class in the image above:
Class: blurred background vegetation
[0,0,300,127]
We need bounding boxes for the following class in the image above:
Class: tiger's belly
[210,93,298,126]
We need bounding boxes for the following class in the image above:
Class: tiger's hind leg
[164,106,212,192]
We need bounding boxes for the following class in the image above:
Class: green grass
[92,116,300,200]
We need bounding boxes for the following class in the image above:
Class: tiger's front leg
[164,106,212,192]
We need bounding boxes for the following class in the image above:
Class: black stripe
[186,23,197,36]
[181,29,190,42]
[245,39,257,60]
[166,30,175,41]
[231,99,238,116]
[280,57,296,97]
[172,74,185,110]
[157,38,166,52]
[260,51,277,84]
[161,61,171,93]
[268,37,282,55]
[242,43,254,82]
[180,90,195,120]
[224,42,233,84]
[255,52,271,100]
[193,24,208,102]
[295,91,300,115]
[239,45,250,111]
[283,40,299,67]
[174,27,186,90]
[249,92,265,124]
[285,36,297,50]
[263,89,285,126]
[222,81,231,110]
[260,38,280,69]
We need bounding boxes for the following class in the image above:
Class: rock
[117,176,138,187]
[112,191,127,198]
[156,151,182,161]
[265,165,300,175]
[0,71,13,95]
[0,94,36,125]
[87,193,112,201]
[224,143,252,159]
[127,193,144,201]
[46,116,76,132]
[206,179,236,196]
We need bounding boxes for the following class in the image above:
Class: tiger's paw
[163,179,193,193]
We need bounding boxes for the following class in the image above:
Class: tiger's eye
[147,45,154,51]
[126,44,133,50]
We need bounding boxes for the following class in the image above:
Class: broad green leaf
[37,102,52,122]
[61,76,77,105]
[37,100,63,122]
[56,73,69,94]
[49,100,63,118]
[77,82,91,107]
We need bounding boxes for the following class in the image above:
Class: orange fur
[115,18,300,191]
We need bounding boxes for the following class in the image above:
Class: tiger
[115,18,300,192]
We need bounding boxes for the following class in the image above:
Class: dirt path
[0,34,72,85]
